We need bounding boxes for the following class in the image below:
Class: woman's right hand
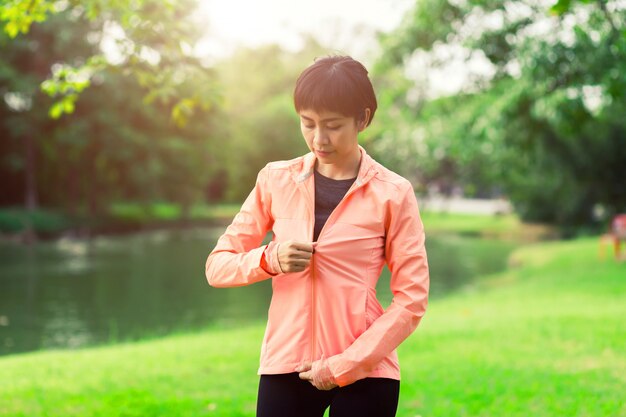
[277,240,315,273]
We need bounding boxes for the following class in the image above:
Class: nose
[313,128,329,146]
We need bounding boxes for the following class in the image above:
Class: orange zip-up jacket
[205,146,429,387]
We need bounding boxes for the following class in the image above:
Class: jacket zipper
[308,177,365,362]
[310,253,317,361]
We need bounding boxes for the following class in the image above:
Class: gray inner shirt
[313,169,356,242]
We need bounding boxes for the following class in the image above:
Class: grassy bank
[0,203,242,238]
[1,237,624,416]
[420,211,557,240]
[2,203,552,240]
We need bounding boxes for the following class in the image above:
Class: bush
[0,207,72,234]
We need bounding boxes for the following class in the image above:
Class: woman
[611,214,626,261]
[205,56,429,417]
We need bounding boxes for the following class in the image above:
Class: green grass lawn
[1,236,625,416]
[420,212,557,241]
[0,203,244,235]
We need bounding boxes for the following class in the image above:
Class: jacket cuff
[260,241,282,275]
[326,354,360,387]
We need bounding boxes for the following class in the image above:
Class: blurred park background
[0,0,625,416]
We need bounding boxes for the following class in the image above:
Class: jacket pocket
[365,292,385,327]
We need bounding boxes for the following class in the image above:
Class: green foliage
[189,203,241,221]
[109,201,181,221]
[0,8,221,220]
[0,0,57,38]
[550,0,595,15]
[0,207,71,233]
[1,0,216,124]
[40,55,105,118]
[213,41,326,201]
[377,0,626,231]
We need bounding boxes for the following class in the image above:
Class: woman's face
[298,109,366,166]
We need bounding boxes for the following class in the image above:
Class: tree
[212,40,327,201]
[1,0,216,125]
[376,0,626,231]
[1,1,220,229]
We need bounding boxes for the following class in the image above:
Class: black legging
[256,372,400,417]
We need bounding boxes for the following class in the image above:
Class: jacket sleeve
[327,181,429,386]
[205,165,281,288]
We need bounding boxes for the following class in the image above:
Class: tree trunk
[23,132,38,243]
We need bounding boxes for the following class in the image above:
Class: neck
[315,147,361,180]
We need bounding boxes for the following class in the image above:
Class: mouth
[316,150,332,157]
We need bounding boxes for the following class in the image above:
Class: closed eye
[301,122,341,130]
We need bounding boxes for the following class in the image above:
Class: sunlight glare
[196,0,413,58]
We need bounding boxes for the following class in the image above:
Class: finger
[294,361,311,372]
[291,241,314,253]
[287,252,311,263]
[298,370,312,380]
[288,258,311,268]
[285,261,305,270]
[312,380,334,391]
[295,362,312,372]
[292,250,313,260]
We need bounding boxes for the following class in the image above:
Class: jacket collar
[292,145,377,186]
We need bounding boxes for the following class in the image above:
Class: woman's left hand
[296,359,338,391]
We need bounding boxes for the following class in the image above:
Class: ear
[357,108,371,132]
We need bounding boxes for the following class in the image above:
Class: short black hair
[294,56,377,127]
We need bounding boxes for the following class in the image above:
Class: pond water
[0,227,517,357]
